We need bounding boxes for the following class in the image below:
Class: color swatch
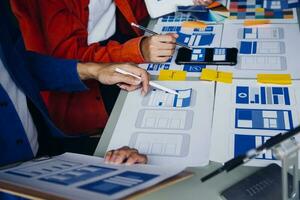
[229,0,295,20]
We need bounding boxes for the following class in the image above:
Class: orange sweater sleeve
[37,0,145,63]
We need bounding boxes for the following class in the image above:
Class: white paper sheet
[144,0,193,18]
[0,153,184,200]
[107,81,215,168]
[210,80,300,167]
[218,23,300,79]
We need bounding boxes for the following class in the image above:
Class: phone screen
[175,47,238,65]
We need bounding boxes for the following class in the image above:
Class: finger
[111,147,138,164]
[154,49,175,57]
[104,150,114,163]
[156,43,176,51]
[119,146,133,151]
[119,64,148,79]
[118,64,150,93]
[125,152,148,165]
[110,149,130,164]
[113,72,141,86]
[118,83,141,92]
[155,34,177,43]
[141,71,150,96]
[117,83,127,91]
[150,56,172,63]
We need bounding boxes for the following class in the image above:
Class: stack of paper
[0,153,187,200]
[210,80,300,167]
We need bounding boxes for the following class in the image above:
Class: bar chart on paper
[210,80,300,166]
[235,86,291,105]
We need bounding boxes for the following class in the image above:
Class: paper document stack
[0,153,189,200]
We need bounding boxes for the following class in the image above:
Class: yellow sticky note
[158,70,186,81]
[244,19,271,26]
[201,69,233,83]
[257,74,292,85]
[217,71,233,83]
[182,21,207,29]
[200,69,218,81]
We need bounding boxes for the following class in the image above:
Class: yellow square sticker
[200,69,218,81]
[217,71,233,83]
[158,70,187,81]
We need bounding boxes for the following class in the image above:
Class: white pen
[115,68,179,95]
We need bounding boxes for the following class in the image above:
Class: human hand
[104,146,147,165]
[77,62,150,95]
[193,0,214,6]
[140,33,178,63]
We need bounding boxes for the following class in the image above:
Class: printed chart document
[153,24,223,48]
[218,23,300,79]
[139,24,223,77]
[210,80,300,167]
[0,153,185,200]
[105,81,215,168]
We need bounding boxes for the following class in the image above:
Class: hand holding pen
[131,23,190,63]
[115,68,178,95]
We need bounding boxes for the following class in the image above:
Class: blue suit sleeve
[25,51,88,92]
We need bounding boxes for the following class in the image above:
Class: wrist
[77,63,102,80]
[140,36,149,62]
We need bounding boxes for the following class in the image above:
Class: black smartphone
[175,47,238,65]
